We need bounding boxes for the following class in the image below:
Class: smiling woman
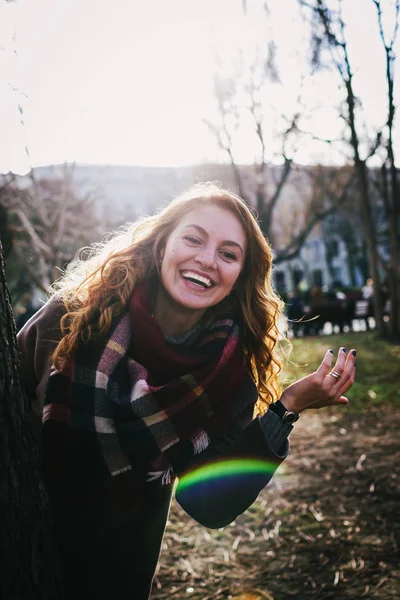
[16,182,356,600]
[156,204,246,335]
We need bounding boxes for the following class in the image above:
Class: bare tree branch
[3,169,103,295]
[299,0,391,335]
[13,245,49,293]
[13,208,52,257]
[366,131,383,160]
[275,173,351,263]
[372,0,400,51]
[203,118,246,199]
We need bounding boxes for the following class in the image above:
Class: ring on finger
[328,370,341,379]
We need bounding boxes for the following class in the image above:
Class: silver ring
[329,371,341,379]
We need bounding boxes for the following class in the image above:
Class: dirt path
[151,406,400,600]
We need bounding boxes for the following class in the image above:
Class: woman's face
[159,204,247,314]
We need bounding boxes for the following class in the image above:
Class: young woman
[17,183,356,600]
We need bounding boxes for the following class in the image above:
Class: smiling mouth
[181,270,214,289]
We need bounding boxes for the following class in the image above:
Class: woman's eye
[221,250,238,261]
[183,235,201,244]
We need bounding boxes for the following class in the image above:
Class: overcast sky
[1,0,399,174]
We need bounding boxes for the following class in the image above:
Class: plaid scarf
[42,279,256,484]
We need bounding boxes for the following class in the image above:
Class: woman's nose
[195,246,217,269]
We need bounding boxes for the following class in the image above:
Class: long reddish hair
[51,182,286,413]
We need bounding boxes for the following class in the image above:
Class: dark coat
[17,301,288,600]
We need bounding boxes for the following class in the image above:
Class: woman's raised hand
[280,347,356,414]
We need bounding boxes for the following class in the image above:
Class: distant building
[25,163,371,293]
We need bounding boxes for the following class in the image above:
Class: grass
[156,331,400,600]
[279,331,400,409]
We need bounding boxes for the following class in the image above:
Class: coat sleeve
[16,299,64,439]
[175,386,292,529]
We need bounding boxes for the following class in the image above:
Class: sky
[1,0,399,174]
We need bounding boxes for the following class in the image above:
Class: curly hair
[50,182,286,415]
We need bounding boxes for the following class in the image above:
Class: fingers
[332,396,350,406]
[330,348,356,401]
[331,346,347,377]
[288,346,356,413]
[337,351,356,396]
[315,347,356,408]
[334,349,356,384]
[327,348,351,385]
[315,349,334,378]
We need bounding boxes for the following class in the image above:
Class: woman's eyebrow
[183,224,244,255]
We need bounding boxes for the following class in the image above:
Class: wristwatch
[269,399,300,424]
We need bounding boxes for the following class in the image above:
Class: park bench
[288,297,391,337]
[352,299,373,330]
[300,300,349,336]
[353,300,370,319]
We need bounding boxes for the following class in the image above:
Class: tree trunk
[306,0,388,335]
[387,135,400,340]
[383,12,400,340]
[355,160,385,335]
[381,164,400,339]
[0,242,64,600]
[358,240,370,284]
[340,230,359,288]
[344,71,385,334]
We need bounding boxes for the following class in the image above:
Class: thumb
[337,395,350,405]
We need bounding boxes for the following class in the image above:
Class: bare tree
[300,0,400,337]
[372,0,400,338]
[1,165,103,298]
[205,46,352,268]
[274,164,353,264]
[204,71,247,201]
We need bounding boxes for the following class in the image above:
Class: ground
[151,395,400,599]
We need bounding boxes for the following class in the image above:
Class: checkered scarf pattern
[42,280,255,484]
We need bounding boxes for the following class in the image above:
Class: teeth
[181,271,212,288]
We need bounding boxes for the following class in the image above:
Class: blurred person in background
[362,277,374,300]
[17,183,356,600]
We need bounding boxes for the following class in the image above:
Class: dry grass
[152,405,400,600]
[151,333,400,599]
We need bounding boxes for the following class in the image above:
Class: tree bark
[336,218,363,288]
[385,56,400,339]
[302,0,388,335]
[0,242,64,599]
[373,0,400,338]
[387,167,400,339]
[354,157,385,334]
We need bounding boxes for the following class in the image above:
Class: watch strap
[269,399,287,419]
[269,400,300,424]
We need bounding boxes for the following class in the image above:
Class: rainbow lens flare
[176,458,281,494]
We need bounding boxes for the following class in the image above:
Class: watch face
[284,411,299,424]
